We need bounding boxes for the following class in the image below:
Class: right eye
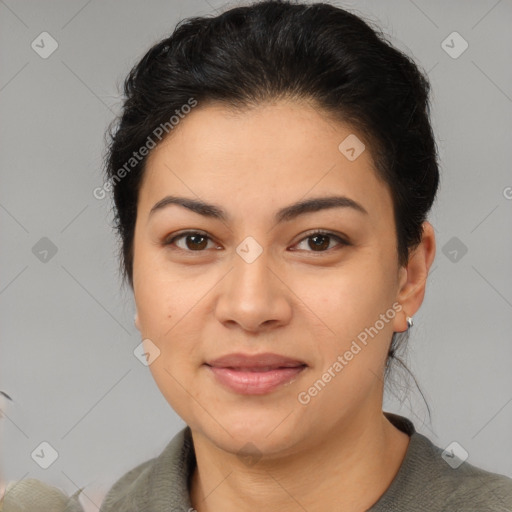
[164,231,220,252]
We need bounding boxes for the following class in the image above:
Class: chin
[193,408,305,458]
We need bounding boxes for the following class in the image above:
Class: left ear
[392,221,436,333]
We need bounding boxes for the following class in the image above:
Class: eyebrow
[148,194,368,224]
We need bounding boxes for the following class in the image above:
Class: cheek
[294,262,396,375]
[298,262,389,328]
[134,265,208,371]
[145,357,194,423]
[135,281,172,341]
[133,253,189,339]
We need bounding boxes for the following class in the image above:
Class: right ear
[134,312,141,331]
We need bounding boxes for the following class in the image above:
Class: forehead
[139,101,393,224]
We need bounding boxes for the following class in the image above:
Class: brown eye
[294,231,349,253]
[308,234,330,251]
[165,231,216,251]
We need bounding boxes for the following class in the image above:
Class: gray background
[1,0,511,510]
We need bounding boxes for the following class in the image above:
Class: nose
[214,245,293,333]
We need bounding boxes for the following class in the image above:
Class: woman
[2,1,510,511]
[96,1,512,510]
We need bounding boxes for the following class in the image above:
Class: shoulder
[422,435,512,511]
[371,429,512,512]
[444,468,512,511]
[99,426,194,511]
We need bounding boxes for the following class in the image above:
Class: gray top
[98,412,512,512]
[2,413,511,511]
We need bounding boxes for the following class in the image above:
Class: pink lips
[205,353,307,395]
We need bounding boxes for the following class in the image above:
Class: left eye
[164,230,349,253]
[293,231,349,252]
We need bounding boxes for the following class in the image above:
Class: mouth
[204,353,308,395]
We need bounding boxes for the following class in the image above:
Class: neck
[189,410,410,512]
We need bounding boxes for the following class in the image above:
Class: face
[132,100,411,457]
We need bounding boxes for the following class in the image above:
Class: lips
[204,353,307,395]
[206,352,306,370]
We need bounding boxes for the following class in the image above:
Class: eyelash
[163,229,350,254]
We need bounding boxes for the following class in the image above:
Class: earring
[406,316,414,329]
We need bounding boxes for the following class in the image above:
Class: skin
[132,100,436,511]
